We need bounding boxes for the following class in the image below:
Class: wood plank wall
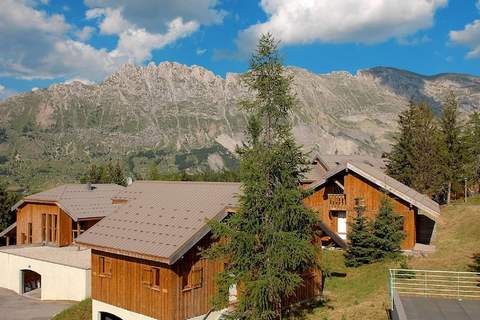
[16,203,105,247]
[92,249,177,320]
[304,172,417,249]
[344,172,416,249]
[16,203,65,246]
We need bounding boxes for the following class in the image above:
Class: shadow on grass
[285,296,334,320]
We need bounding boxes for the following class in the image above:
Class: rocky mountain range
[0,62,479,188]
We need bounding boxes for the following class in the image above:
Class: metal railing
[389,269,480,308]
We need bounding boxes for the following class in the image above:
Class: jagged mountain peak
[0,63,478,187]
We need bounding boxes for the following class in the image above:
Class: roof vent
[86,182,93,191]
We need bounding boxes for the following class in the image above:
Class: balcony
[328,194,347,211]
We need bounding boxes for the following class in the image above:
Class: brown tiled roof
[308,161,441,220]
[75,181,241,265]
[12,184,125,221]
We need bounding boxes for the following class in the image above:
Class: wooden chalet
[302,155,441,250]
[76,181,330,320]
[4,184,124,247]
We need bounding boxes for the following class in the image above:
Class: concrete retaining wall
[0,251,90,301]
[92,300,156,320]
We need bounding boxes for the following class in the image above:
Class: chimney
[86,182,93,191]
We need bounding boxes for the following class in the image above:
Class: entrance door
[337,212,347,240]
[21,270,41,297]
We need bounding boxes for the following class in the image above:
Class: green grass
[51,299,91,320]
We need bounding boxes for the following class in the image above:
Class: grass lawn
[52,197,480,320]
[51,299,91,320]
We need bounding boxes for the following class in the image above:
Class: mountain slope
[0,62,478,188]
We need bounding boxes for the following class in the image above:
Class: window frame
[182,267,204,291]
[98,255,112,278]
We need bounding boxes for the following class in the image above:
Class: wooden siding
[304,172,417,249]
[92,249,177,320]
[345,172,416,249]
[16,203,64,246]
[16,202,101,247]
[92,234,323,320]
[91,235,226,320]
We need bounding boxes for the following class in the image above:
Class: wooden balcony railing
[328,194,347,211]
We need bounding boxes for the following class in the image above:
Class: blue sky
[0,0,479,99]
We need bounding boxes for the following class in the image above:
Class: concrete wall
[92,300,156,320]
[92,299,225,320]
[0,251,90,301]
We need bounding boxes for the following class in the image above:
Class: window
[142,267,161,290]
[52,215,57,242]
[41,214,46,242]
[152,268,160,289]
[47,215,52,242]
[27,223,32,244]
[142,268,151,286]
[183,267,203,290]
[98,256,112,277]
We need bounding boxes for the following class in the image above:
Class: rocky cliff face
[0,62,478,187]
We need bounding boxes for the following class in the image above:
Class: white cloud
[84,0,225,32]
[111,18,198,63]
[236,0,447,53]
[64,78,95,85]
[86,7,132,35]
[86,3,201,64]
[75,26,95,41]
[450,20,480,59]
[196,48,207,55]
[0,0,217,81]
[0,84,17,101]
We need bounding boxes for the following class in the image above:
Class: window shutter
[192,268,203,288]
[105,258,112,275]
[142,268,151,286]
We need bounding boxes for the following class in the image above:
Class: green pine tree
[409,102,444,198]
[110,162,127,186]
[386,101,443,199]
[439,92,464,203]
[344,199,377,267]
[148,162,161,180]
[385,101,417,186]
[464,112,480,194]
[203,34,318,319]
[0,182,20,231]
[370,197,405,260]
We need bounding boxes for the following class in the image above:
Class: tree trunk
[447,181,452,204]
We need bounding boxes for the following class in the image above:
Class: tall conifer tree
[385,101,417,186]
[465,112,480,193]
[439,92,464,203]
[204,34,318,320]
[386,101,443,199]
